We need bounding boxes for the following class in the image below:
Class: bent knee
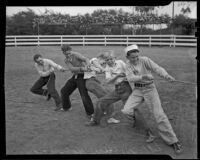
[61,87,67,95]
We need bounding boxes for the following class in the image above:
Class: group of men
[30,44,183,154]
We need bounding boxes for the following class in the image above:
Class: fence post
[173,35,175,47]
[127,36,128,46]
[38,35,40,46]
[149,36,151,47]
[61,36,63,46]
[14,36,17,47]
[105,36,106,46]
[83,36,85,46]
[169,35,172,47]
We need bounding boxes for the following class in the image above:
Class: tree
[6,8,36,35]
[171,14,195,35]
[134,6,156,34]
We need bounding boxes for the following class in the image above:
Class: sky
[6,2,197,18]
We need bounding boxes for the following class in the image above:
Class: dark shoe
[146,130,156,143]
[54,106,62,111]
[46,93,51,101]
[85,120,99,126]
[54,104,64,111]
[146,135,156,143]
[86,114,93,120]
[171,142,183,154]
[62,107,72,112]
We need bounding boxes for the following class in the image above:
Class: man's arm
[144,57,175,81]
[46,59,66,71]
[74,52,90,66]
[106,73,125,84]
[92,59,106,72]
[104,67,124,84]
[65,60,87,73]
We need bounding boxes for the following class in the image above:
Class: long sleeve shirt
[35,58,63,77]
[125,56,171,84]
[105,60,127,85]
[64,51,89,75]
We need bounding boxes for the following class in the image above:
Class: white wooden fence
[6,35,197,47]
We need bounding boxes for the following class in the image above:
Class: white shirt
[84,58,102,79]
[35,58,63,77]
[105,60,127,85]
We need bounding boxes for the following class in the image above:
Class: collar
[127,58,139,66]
[65,54,73,61]
[108,61,117,68]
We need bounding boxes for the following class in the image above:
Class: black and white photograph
[4,2,197,159]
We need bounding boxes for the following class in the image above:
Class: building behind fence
[6,35,197,47]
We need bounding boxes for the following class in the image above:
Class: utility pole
[172,1,174,35]
[37,22,40,35]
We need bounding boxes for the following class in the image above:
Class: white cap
[124,44,139,54]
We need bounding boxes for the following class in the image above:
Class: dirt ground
[5,46,197,159]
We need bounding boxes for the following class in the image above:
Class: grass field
[5,46,197,159]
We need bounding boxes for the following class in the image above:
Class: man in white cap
[122,44,182,154]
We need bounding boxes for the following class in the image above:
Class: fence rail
[6,35,197,47]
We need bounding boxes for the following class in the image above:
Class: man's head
[125,44,140,64]
[33,54,43,65]
[61,44,72,56]
[98,50,116,66]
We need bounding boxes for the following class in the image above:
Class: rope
[156,79,197,85]
[174,80,197,85]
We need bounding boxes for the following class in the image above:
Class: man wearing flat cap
[122,44,182,154]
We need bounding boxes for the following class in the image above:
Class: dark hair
[61,44,72,51]
[33,54,42,62]
[126,50,139,57]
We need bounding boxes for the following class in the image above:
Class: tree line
[6,6,196,35]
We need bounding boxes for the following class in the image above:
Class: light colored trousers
[121,83,178,145]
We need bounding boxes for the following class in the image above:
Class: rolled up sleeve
[46,59,63,71]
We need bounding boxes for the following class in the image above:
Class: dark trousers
[61,74,94,115]
[30,73,61,106]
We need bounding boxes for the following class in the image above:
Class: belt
[74,73,84,79]
[134,82,153,88]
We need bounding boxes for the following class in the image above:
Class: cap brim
[128,49,139,52]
